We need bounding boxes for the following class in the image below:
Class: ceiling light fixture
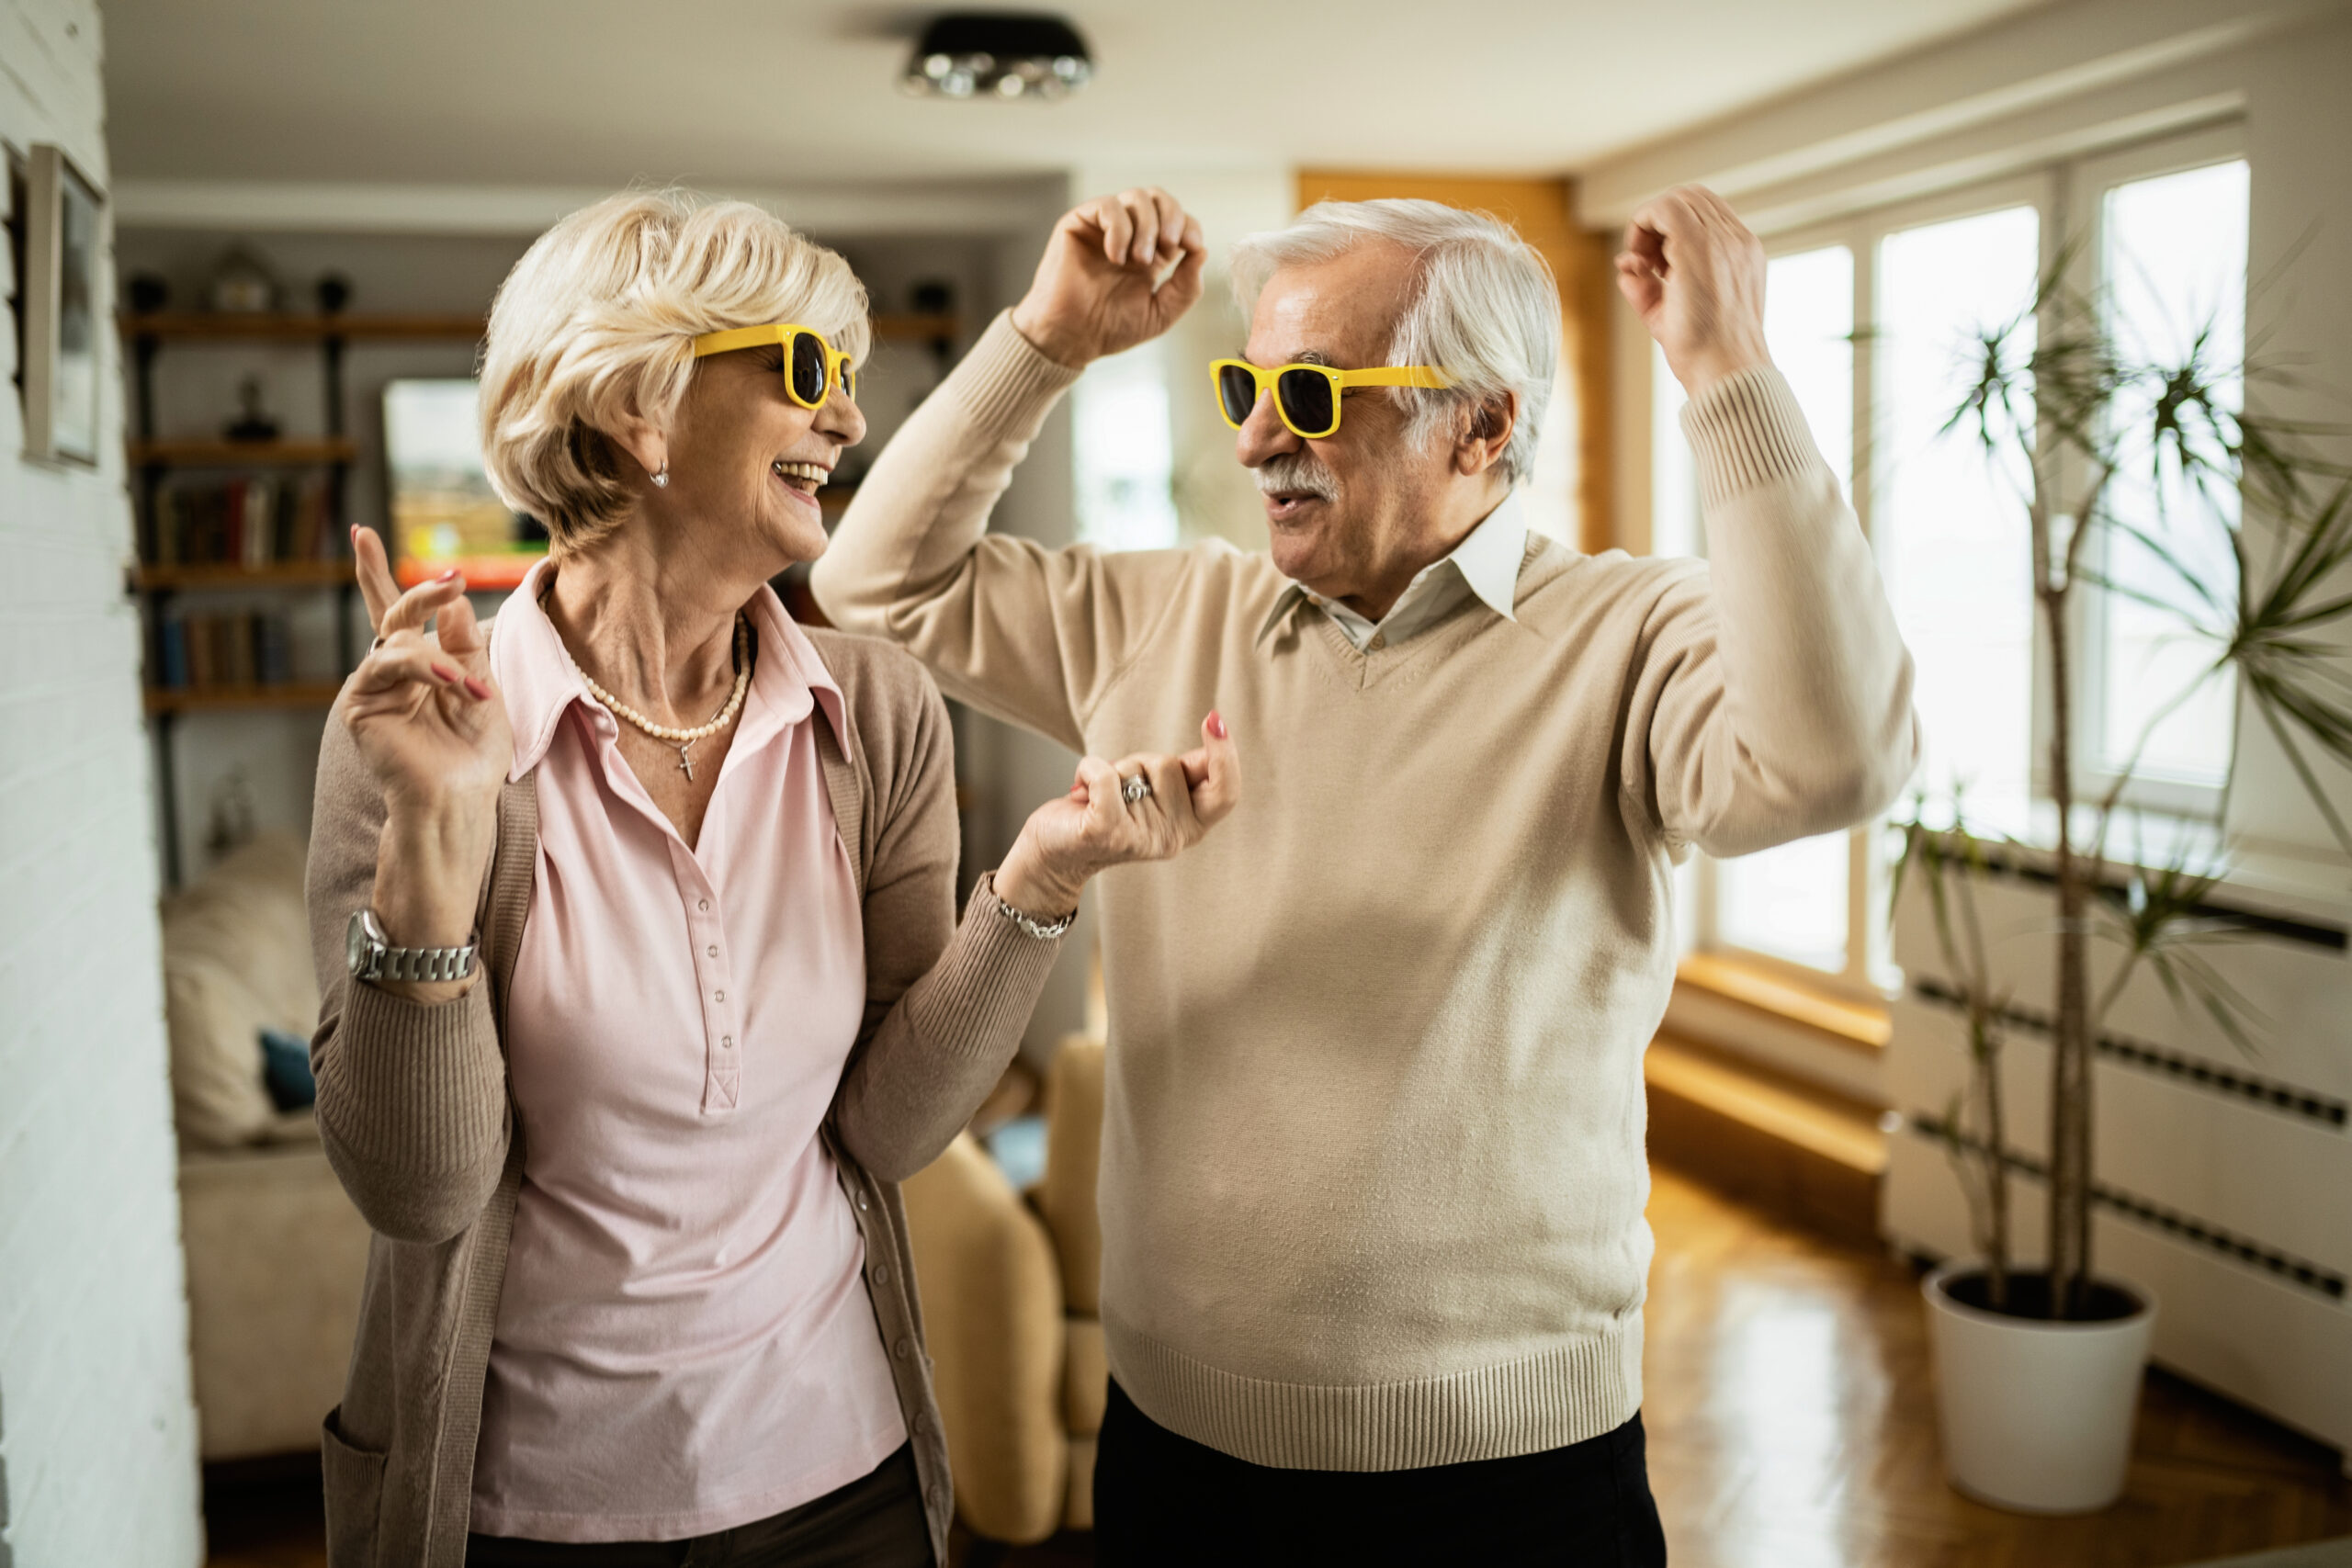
[900,12,1092,101]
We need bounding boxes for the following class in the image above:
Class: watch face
[346,909,370,976]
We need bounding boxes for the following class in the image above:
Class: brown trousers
[462,1444,931,1568]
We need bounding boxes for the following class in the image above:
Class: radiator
[1880,856,2352,1468]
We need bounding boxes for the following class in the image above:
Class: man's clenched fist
[1616,185,1773,400]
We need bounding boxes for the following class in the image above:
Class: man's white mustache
[1254,454,1340,503]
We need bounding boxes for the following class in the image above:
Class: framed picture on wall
[22,143,104,466]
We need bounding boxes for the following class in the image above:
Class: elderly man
[813,186,1917,1564]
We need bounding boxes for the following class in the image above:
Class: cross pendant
[676,744,695,782]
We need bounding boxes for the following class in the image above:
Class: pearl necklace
[560,613,751,782]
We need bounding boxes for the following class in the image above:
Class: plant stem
[2041,573,2095,1320]
[1980,1008,2010,1310]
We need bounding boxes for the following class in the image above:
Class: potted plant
[1891,243,2352,1514]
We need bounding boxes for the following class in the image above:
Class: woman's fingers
[1073,754,1126,832]
[352,525,402,629]
[348,640,489,705]
[435,588,488,668]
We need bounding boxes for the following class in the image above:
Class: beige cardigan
[303,624,1064,1567]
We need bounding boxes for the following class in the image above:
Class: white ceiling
[100,0,2053,191]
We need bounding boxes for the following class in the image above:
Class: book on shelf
[153,610,299,691]
[143,471,342,569]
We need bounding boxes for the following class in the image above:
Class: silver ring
[370,634,387,652]
[1120,773,1151,806]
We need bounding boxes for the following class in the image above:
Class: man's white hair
[1228,199,1559,487]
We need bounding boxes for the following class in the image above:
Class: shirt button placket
[681,854,739,1112]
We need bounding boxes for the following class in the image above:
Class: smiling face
[651,341,866,578]
[1238,241,1471,613]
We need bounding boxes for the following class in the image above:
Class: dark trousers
[463,1442,931,1567]
[1095,1381,1668,1567]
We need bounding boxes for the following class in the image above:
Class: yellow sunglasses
[691,322,859,409]
[1210,358,1453,440]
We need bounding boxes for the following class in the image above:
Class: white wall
[0,0,205,1562]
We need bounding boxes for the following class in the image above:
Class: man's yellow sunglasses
[1210,358,1453,440]
[691,323,858,409]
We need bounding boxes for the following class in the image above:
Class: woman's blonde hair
[478,189,871,551]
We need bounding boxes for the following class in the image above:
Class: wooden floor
[204,1167,2350,1568]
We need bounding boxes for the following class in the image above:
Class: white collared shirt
[1257,492,1530,652]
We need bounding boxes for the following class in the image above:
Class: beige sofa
[902,1034,1107,1546]
[164,833,372,1462]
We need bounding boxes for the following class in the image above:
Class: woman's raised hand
[344,526,514,820]
[993,712,1241,919]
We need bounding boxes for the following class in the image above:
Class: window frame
[1660,126,2247,1000]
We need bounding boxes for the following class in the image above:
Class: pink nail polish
[1208,710,1228,739]
[438,569,462,583]
[463,677,490,701]
[431,662,458,682]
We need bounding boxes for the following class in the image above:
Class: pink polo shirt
[469,562,906,1542]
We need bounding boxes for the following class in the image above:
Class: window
[1876,204,2041,811]
[1073,341,1179,552]
[2089,158,2250,796]
[1652,130,2249,994]
[1714,246,1857,975]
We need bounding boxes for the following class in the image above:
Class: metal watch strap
[989,876,1076,942]
[377,942,478,983]
[350,908,478,984]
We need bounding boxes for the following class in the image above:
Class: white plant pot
[1921,1260,2156,1514]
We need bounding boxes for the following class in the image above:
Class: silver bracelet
[989,874,1076,941]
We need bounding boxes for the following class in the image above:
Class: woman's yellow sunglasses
[691,323,859,409]
[1210,358,1453,440]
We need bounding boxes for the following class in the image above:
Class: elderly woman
[304,191,1238,1568]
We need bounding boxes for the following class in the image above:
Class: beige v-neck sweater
[813,313,1919,1472]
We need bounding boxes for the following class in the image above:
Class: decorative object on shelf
[19,143,105,466]
[314,273,353,316]
[1891,231,2352,1514]
[209,245,279,314]
[204,767,259,858]
[911,279,956,315]
[223,376,282,444]
[127,271,171,315]
[900,12,1091,99]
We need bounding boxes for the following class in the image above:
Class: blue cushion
[983,1113,1048,1192]
[258,1026,316,1111]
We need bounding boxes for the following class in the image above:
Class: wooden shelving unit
[871,313,959,344]
[133,560,356,592]
[119,311,488,343]
[143,682,345,717]
[129,436,358,468]
[126,310,487,886]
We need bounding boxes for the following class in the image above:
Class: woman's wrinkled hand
[992,711,1241,919]
[344,525,514,822]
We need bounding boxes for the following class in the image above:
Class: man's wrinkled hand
[1011,186,1207,369]
[1616,185,1772,400]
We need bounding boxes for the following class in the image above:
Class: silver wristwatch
[345,908,478,984]
[989,877,1076,942]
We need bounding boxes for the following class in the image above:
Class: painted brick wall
[0,0,205,1562]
